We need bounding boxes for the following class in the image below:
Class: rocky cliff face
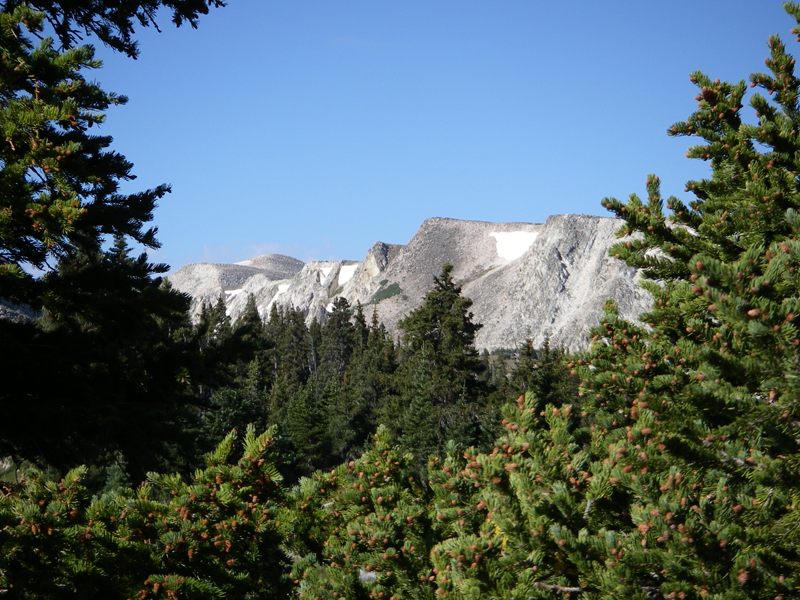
[167,215,652,351]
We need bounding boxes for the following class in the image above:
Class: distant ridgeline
[168,215,651,351]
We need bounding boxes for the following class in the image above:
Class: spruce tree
[508,336,577,412]
[0,4,211,472]
[394,263,493,458]
[319,296,356,384]
[330,307,398,463]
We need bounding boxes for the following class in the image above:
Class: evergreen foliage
[396,5,800,597]
[393,263,498,463]
[564,4,800,593]
[0,0,225,58]
[0,6,198,472]
[283,426,437,600]
[396,264,484,408]
[283,5,800,599]
[194,300,402,483]
[12,3,800,598]
[507,336,577,411]
[0,426,289,599]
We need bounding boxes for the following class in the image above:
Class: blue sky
[88,1,788,269]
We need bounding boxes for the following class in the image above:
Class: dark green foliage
[1,0,225,58]
[319,297,356,383]
[326,306,398,464]
[287,6,800,599]
[199,387,268,449]
[371,282,402,303]
[280,375,331,477]
[507,336,577,411]
[236,293,264,345]
[0,6,200,475]
[10,2,800,597]
[284,426,438,600]
[0,6,162,297]
[192,296,234,393]
[393,264,498,462]
[194,268,510,485]
[0,237,196,477]
[427,394,592,599]
[191,299,399,483]
[271,306,314,388]
[571,5,800,592]
[396,264,484,405]
[0,427,290,599]
[446,5,800,596]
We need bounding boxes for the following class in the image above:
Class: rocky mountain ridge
[168,215,652,351]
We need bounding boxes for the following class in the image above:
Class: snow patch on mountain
[490,231,539,260]
[265,283,291,312]
[338,264,358,285]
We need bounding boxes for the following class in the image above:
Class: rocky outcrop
[167,215,652,351]
[167,255,303,318]
[0,299,37,323]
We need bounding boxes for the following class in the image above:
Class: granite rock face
[167,255,303,318]
[167,216,652,351]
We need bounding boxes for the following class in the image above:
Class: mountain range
[168,215,652,351]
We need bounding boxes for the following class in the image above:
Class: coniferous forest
[3,1,800,598]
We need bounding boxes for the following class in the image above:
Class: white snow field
[321,266,333,279]
[264,283,291,313]
[224,288,244,315]
[490,231,539,260]
[338,264,358,285]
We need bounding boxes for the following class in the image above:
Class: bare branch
[719,450,746,467]
[583,499,594,521]
[531,582,585,594]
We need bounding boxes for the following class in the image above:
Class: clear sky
[86,0,789,269]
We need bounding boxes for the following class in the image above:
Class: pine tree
[394,263,494,459]
[263,305,311,398]
[571,4,800,592]
[404,5,800,599]
[190,294,238,397]
[0,426,290,599]
[508,336,577,412]
[0,5,209,472]
[329,307,398,463]
[3,0,225,58]
[319,296,356,384]
[235,293,263,342]
[425,5,800,597]
[353,300,370,349]
[283,426,437,600]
